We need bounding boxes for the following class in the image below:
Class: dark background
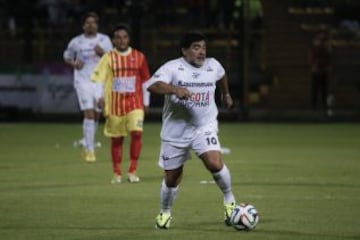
[0,0,359,122]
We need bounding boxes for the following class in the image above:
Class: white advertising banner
[0,74,79,113]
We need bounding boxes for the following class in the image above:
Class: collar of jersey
[114,47,132,56]
[180,57,206,70]
[82,33,98,39]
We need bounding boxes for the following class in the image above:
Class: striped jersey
[91,47,150,116]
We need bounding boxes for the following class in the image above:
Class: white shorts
[75,82,101,112]
[158,127,221,170]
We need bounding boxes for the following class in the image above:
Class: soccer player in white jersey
[63,12,112,162]
[146,32,236,229]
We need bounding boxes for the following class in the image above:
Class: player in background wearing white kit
[146,32,236,229]
[63,12,112,162]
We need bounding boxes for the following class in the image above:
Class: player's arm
[94,45,106,57]
[142,83,150,114]
[94,36,113,57]
[63,40,84,70]
[139,56,151,110]
[146,64,191,99]
[219,74,233,109]
[147,81,191,100]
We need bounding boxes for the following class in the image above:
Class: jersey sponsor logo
[177,81,214,88]
[77,48,98,63]
[189,91,210,107]
[178,65,184,71]
[112,76,136,93]
[206,66,214,72]
[192,72,200,79]
[177,91,210,108]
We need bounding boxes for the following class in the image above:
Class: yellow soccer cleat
[155,212,172,229]
[224,202,236,226]
[83,150,96,163]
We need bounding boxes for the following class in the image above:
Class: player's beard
[184,54,205,68]
[192,58,204,68]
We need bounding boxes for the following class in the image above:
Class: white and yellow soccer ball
[230,203,259,231]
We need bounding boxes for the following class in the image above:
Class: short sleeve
[139,54,151,82]
[101,36,113,53]
[145,63,173,89]
[212,58,225,81]
[63,39,76,60]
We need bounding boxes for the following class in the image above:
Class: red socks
[111,137,124,175]
[129,131,142,173]
[111,132,142,176]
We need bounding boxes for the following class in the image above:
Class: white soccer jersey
[63,33,113,87]
[148,57,225,142]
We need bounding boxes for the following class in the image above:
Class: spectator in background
[309,32,332,110]
[0,0,17,36]
[36,0,69,26]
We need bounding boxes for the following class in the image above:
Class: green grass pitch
[0,122,359,240]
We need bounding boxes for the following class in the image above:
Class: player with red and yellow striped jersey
[92,24,150,183]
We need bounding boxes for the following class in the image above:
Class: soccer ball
[230,203,259,231]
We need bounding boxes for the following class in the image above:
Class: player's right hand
[94,44,105,57]
[174,87,192,100]
[97,97,105,109]
[73,59,84,70]
[222,94,234,109]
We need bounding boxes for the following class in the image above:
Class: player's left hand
[94,44,105,56]
[222,94,233,109]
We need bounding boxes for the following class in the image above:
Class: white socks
[212,164,235,205]
[94,118,99,135]
[83,119,95,151]
[80,120,98,148]
[160,180,179,214]
[159,165,235,215]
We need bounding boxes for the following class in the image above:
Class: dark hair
[82,12,99,24]
[111,24,131,38]
[180,32,206,49]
